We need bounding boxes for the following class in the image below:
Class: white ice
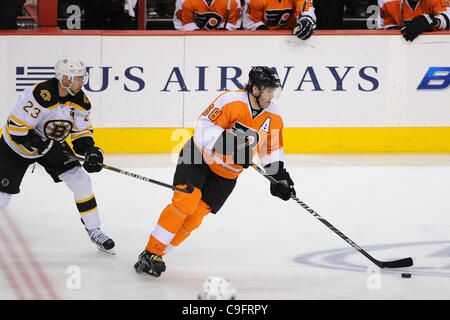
[0,153,449,300]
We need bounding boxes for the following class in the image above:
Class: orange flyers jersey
[243,0,315,30]
[173,0,242,30]
[193,89,284,180]
[379,0,450,29]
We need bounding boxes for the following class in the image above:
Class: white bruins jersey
[3,78,94,159]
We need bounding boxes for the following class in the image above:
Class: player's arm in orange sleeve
[193,96,233,153]
[260,119,296,201]
[242,0,267,30]
[258,118,284,169]
[378,0,400,29]
[432,0,450,30]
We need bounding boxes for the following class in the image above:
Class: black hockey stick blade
[379,257,413,268]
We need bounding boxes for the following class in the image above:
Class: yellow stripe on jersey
[72,124,93,132]
[71,131,94,140]
[7,126,29,134]
[46,103,60,110]
[10,115,35,129]
[64,101,87,111]
[4,127,39,156]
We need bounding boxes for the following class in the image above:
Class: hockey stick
[300,0,309,16]
[252,164,413,269]
[400,0,405,27]
[64,151,194,194]
[222,0,232,30]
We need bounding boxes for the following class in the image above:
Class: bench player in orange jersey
[243,0,316,40]
[134,67,296,277]
[379,0,450,41]
[173,0,242,30]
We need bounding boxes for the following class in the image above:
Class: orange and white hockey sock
[163,200,211,255]
[146,186,202,255]
[146,204,187,255]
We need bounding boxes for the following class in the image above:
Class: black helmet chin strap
[249,85,264,110]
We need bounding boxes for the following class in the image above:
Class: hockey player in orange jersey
[134,67,296,277]
[173,0,242,30]
[243,0,317,40]
[379,0,450,41]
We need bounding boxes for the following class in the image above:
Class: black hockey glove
[43,141,73,164]
[265,162,296,201]
[35,138,55,155]
[83,147,104,173]
[293,17,314,40]
[401,14,434,42]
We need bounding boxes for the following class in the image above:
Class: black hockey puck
[401,273,411,278]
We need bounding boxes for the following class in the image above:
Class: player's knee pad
[59,166,92,194]
[183,200,211,231]
[171,185,202,216]
[0,192,12,210]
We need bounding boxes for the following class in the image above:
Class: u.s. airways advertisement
[0,33,449,152]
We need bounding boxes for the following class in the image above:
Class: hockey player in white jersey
[0,56,115,254]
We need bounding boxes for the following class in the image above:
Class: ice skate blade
[97,245,116,255]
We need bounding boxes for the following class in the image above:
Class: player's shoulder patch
[32,78,59,108]
[70,90,92,111]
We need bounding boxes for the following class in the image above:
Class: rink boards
[0,31,449,153]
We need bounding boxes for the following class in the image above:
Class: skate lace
[90,229,110,244]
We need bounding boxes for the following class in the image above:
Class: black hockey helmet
[245,66,281,93]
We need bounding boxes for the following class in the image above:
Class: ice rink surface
[0,153,449,300]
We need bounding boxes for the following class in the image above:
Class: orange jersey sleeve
[194,90,284,179]
[379,0,450,29]
[174,0,242,30]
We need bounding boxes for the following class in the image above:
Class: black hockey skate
[87,228,116,255]
[134,250,166,277]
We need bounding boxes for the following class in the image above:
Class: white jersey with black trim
[3,78,93,159]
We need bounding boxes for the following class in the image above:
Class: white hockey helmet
[198,276,236,300]
[55,56,89,89]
